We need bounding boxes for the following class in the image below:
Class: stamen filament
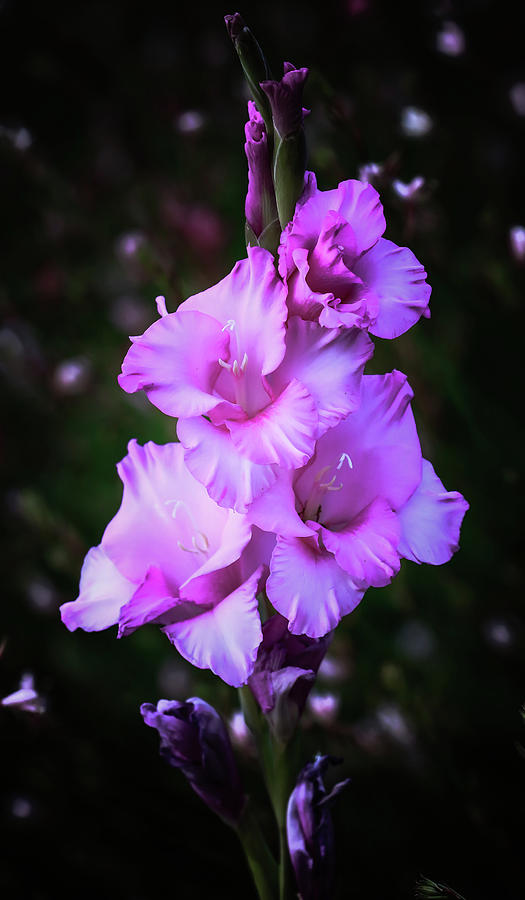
[337,452,353,470]
[177,540,200,555]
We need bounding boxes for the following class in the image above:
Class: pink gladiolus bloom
[279,174,431,338]
[60,441,266,687]
[248,371,468,637]
[119,246,373,512]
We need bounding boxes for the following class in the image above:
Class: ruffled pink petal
[239,526,276,581]
[335,180,386,256]
[179,562,241,607]
[248,471,312,539]
[284,242,376,332]
[267,534,365,638]
[283,179,386,263]
[60,545,135,632]
[398,459,469,565]
[117,567,181,638]
[177,416,277,512]
[313,498,401,588]
[186,514,252,582]
[318,295,378,330]
[298,371,422,527]
[118,310,229,418]
[226,378,318,467]
[179,246,288,380]
[306,210,358,288]
[269,317,374,436]
[164,567,264,687]
[353,238,432,339]
[103,440,250,587]
[102,441,195,587]
[284,247,333,320]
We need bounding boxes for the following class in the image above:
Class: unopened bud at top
[224,13,273,137]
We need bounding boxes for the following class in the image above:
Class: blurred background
[1,0,524,897]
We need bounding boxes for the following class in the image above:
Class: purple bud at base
[287,755,350,900]
[141,697,245,826]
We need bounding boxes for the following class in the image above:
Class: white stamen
[165,500,199,533]
[191,532,210,554]
[218,358,232,370]
[320,474,338,489]
[337,452,353,470]
[155,295,168,317]
[232,360,240,376]
[337,244,345,252]
[177,540,200,555]
[166,499,185,519]
[166,502,210,556]
[198,532,209,551]
[222,319,236,332]
[327,483,343,491]
[240,352,248,372]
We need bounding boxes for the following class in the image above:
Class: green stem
[268,739,293,900]
[236,804,278,900]
[279,820,288,900]
[238,687,297,899]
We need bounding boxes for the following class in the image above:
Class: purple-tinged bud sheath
[248,614,331,742]
[260,63,309,228]
[261,63,309,140]
[141,698,245,826]
[287,755,350,900]
[244,100,278,241]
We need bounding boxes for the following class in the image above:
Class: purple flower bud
[225,13,272,136]
[224,12,248,43]
[141,697,245,825]
[260,63,309,228]
[287,755,349,900]
[248,614,331,742]
[261,63,309,140]
[244,101,278,240]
